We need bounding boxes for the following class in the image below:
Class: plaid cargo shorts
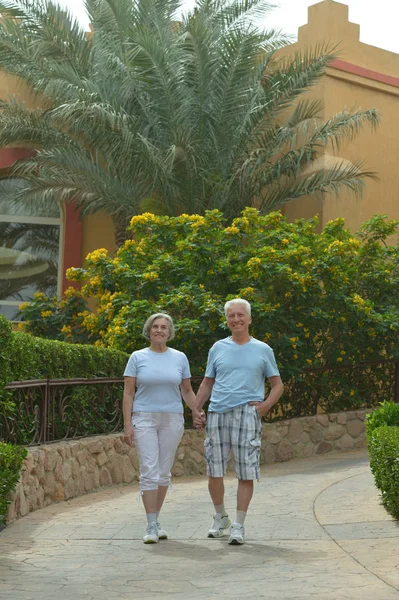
[204,403,262,480]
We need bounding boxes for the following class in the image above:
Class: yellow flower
[143,271,159,281]
[61,325,72,335]
[86,248,108,263]
[40,310,52,318]
[340,350,346,355]
[282,238,289,245]
[350,390,355,396]
[33,292,46,300]
[306,359,312,365]
[129,212,161,227]
[337,357,343,362]
[293,354,298,360]
[19,302,30,311]
[225,226,240,235]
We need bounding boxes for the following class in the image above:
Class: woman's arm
[123,376,136,446]
[180,378,197,410]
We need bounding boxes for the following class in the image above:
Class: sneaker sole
[228,538,244,545]
[143,538,158,544]
[158,534,168,540]
[207,532,225,538]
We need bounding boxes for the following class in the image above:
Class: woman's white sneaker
[157,522,168,539]
[228,523,245,545]
[207,514,231,538]
[143,522,159,544]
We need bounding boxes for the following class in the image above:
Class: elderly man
[195,299,284,545]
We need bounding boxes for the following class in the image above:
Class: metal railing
[1,359,398,446]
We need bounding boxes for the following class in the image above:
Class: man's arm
[195,376,215,410]
[251,376,284,418]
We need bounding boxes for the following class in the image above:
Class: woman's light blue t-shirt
[205,337,280,413]
[124,347,191,413]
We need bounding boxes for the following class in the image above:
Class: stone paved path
[1,450,399,600]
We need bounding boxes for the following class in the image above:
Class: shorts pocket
[204,437,213,463]
[246,438,262,466]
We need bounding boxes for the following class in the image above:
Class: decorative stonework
[7,409,370,522]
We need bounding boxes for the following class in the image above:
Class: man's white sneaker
[157,522,168,540]
[207,514,231,538]
[143,522,159,544]
[228,523,245,545]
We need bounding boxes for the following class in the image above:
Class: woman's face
[150,317,170,342]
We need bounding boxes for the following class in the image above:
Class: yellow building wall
[282,0,399,232]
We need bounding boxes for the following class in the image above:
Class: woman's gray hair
[142,313,175,341]
[224,298,251,316]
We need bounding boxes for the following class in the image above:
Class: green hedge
[366,402,399,519]
[0,315,129,445]
[368,426,399,519]
[0,442,27,524]
[366,401,399,440]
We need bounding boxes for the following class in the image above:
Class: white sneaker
[228,523,245,545]
[157,522,168,540]
[143,522,159,544]
[207,514,231,538]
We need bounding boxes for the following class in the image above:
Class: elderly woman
[123,313,199,544]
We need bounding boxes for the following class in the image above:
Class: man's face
[226,304,251,335]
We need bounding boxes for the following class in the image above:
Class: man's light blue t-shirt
[124,347,191,413]
[205,337,280,413]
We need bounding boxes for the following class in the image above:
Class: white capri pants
[132,411,184,491]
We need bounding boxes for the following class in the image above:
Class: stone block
[43,473,56,496]
[44,448,60,471]
[334,433,355,451]
[64,479,76,500]
[309,423,324,443]
[316,441,333,455]
[355,436,367,449]
[264,431,281,445]
[337,413,347,425]
[324,424,345,442]
[171,462,185,476]
[275,440,293,462]
[263,445,276,464]
[288,420,303,444]
[86,439,104,454]
[100,467,113,487]
[53,483,65,502]
[347,419,365,439]
[190,450,204,464]
[328,414,337,422]
[316,414,329,427]
[107,455,123,484]
[60,461,73,485]
[97,452,108,467]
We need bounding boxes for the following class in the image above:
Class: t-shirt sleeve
[205,345,217,378]
[181,353,191,380]
[123,353,137,377]
[264,346,280,378]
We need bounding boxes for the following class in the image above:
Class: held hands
[192,409,206,430]
[123,424,135,447]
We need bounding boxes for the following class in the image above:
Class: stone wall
[7,408,370,522]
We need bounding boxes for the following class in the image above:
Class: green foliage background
[20,209,399,414]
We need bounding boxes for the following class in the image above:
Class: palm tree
[0,0,379,246]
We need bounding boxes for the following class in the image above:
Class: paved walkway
[1,450,399,600]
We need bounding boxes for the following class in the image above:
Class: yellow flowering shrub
[20,210,399,413]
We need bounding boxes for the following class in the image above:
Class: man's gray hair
[224,299,251,317]
[142,313,175,341]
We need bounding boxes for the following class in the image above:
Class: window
[0,179,62,321]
